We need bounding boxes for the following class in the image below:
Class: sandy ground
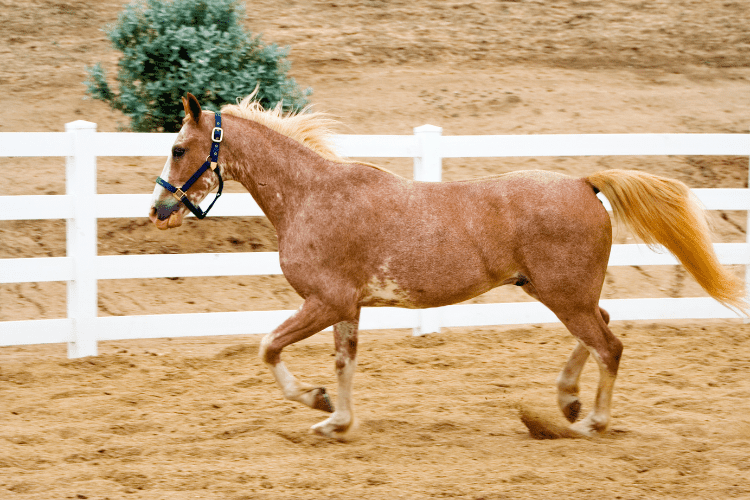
[1,0,750,498]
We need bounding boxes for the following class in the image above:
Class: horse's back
[414,170,610,253]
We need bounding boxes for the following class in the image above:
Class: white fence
[1,121,749,358]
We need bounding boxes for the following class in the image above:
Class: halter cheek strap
[155,113,224,220]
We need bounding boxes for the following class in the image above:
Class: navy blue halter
[155,113,224,219]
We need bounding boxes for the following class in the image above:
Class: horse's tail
[586,169,747,315]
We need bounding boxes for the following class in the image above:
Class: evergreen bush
[85,0,310,132]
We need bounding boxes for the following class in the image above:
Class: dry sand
[1,0,749,498]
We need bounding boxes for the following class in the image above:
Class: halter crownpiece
[155,112,224,219]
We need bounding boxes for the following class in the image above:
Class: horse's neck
[223,119,332,230]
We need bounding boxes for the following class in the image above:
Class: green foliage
[85,0,310,132]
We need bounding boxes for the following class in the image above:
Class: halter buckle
[212,127,224,143]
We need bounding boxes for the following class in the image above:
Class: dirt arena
[1,0,750,498]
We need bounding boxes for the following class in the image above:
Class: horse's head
[149,93,224,230]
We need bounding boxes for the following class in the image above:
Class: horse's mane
[220,90,347,163]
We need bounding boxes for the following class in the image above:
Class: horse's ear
[183,92,202,123]
[181,96,189,117]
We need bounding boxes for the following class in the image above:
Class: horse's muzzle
[149,206,184,230]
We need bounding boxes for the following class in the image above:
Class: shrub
[85,0,310,132]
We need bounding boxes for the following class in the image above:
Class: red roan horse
[149,92,746,440]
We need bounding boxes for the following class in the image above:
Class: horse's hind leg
[555,308,610,423]
[560,310,622,435]
[556,342,589,422]
[311,318,360,441]
[521,283,611,424]
[260,296,344,413]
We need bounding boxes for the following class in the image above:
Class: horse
[148,91,747,441]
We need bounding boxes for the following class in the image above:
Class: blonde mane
[221,91,348,163]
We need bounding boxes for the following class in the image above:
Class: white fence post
[413,124,442,182]
[413,124,443,336]
[66,120,98,358]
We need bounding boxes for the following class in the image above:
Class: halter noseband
[155,112,224,220]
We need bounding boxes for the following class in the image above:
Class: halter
[155,112,224,219]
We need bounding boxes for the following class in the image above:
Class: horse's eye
[172,147,186,159]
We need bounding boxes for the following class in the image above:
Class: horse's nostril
[156,204,176,221]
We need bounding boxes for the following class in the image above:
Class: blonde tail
[587,169,747,315]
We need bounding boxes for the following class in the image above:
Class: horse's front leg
[311,317,360,441]
[259,297,343,413]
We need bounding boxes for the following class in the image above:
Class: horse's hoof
[569,422,596,437]
[562,400,582,423]
[310,387,335,413]
[569,416,607,437]
[311,416,359,442]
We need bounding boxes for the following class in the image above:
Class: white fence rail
[1,121,749,358]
